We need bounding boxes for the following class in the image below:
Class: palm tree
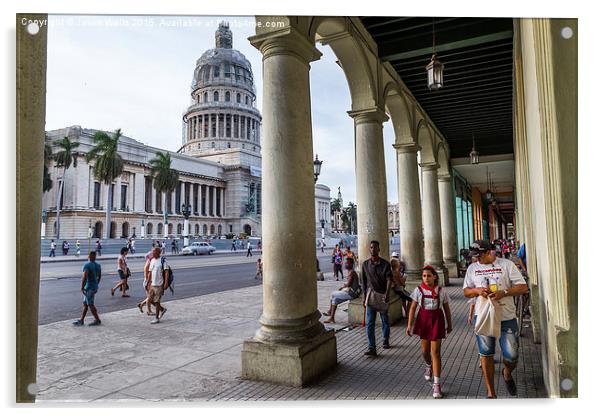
[346,202,357,235]
[43,140,53,193]
[86,129,124,239]
[53,136,80,239]
[149,151,179,238]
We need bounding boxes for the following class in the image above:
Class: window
[203,67,210,81]
[201,185,207,216]
[245,96,249,105]
[214,91,219,102]
[193,184,199,214]
[214,65,220,77]
[120,184,127,210]
[208,187,214,216]
[195,224,200,235]
[155,189,162,213]
[225,91,230,102]
[93,182,101,209]
[166,191,172,214]
[211,114,216,137]
[224,62,231,77]
[233,115,239,138]
[236,93,241,103]
[218,225,222,235]
[229,225,233,233]
[144,177,152,213]
[216,189,221,217]
[203,92,208,103]
[147,223,153,236]
[203,224,208,235]
[211,142,215,149]
[226,114,231,137]
[175,182,181,214]
[158,223,163,236]
[210,224,215,235]
[235,66,240,81]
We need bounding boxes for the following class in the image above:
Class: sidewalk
[35,277,546,402]
[39,249,260,263]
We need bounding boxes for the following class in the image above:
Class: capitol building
[42,22,331,241]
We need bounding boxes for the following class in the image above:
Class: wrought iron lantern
[313,154,323,183]
[426,19,444,90]
[470,133,479,164]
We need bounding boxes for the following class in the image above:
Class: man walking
[73,251,102,326]
[62,240,70,256]
[361,240,394,356]
[49,239,56,257]
[463,240,529,398]
[246,240,253,257]
[231,239,237,251]
[146,247,169,324]
[95,240,102,256]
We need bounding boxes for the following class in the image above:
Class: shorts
[474,317,519,363]
[330,290,353,306]
[118,269,127,280]
[148,286,164,303]
[83,289,97,306]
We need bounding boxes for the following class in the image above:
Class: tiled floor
[211,279,547,401]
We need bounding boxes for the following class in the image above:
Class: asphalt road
[38,252,337,325]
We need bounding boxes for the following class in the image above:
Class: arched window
[210,224,215,235]
[236,93,241,103]
[218,225,222,235]
[203,224,208,235]
[147,223,153,236]
[203,92,208,103]
[121,222,129,238]
[214,91,219,102]
[168,223,173,234]
[195,224,200,235]
[177,223,182,235]
[157,223,163,236]
[225,91,230,102]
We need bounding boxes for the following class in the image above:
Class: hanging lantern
[426,18,444,91]
[470,132,479,164]
[313,154,323,183]
[426,54,444,91]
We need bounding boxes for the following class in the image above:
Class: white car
[182,242,216,255]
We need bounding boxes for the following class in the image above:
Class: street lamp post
[40,209,47,239]
[182,204,192,247]
[141,216,146,239]
[313,154,322,184]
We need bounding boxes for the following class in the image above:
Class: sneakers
[72,319,84,326]
[424,366,433,381]
[364,348,377,357]
[382,342,391,349]
[433,383,442,398]
[150,318,161,324]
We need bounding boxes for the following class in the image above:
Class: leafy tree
[53,136,80,239]
[149,151,179,238]
[86,129,124,239]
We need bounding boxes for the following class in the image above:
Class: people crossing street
[246,240,253,257]
[332,245,344,281]
[111,247,130,297]
[49,239,56,257]
[146,247,169,324]
[95,240,102,256]
[72,251,102,326]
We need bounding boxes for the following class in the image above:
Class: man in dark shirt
[361,240,393,356]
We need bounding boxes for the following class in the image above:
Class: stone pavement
[35,276,546,402]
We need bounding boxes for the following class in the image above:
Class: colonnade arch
[242,15,458,387]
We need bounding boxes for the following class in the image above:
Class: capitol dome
[181,22,262,160]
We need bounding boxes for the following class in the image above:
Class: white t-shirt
[149,257,165,287]
[410,286,450,310]
[463,257,526,321]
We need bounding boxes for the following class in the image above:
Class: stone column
[210,186,216,216]
[393,143,424,286]
[221,188,226,217]
[421,163,448,284]
[438,173,458,278]
[17,13,47,402]
[348,108,390,262]
[242,27,336,387]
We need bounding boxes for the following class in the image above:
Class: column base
[444,260,458,279]
[241,329,337,387]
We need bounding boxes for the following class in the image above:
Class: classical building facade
[315,184,332,240]
[42,22,262,240]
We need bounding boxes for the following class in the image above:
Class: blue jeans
[366,306,390,349]
[474,318,519,363]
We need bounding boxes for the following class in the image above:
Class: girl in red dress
[406,266,453,398]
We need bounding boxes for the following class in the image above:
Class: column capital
[347,107,389,125]
[393,143,421,154]
[249,26,322,64]
[437,173,452,182]
[419,162,439,171]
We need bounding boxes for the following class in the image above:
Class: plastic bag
[474,296,501,338]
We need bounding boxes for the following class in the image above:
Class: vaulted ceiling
[358,17,514,159]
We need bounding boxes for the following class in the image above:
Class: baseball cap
[391,251,399,258]
[468,240,492,257]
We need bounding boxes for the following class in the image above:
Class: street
[38,251,341,325]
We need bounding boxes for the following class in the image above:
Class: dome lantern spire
[215,21,233,49]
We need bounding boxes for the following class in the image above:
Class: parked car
[182,242,216,256]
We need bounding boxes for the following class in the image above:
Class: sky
[46,14,399,205]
